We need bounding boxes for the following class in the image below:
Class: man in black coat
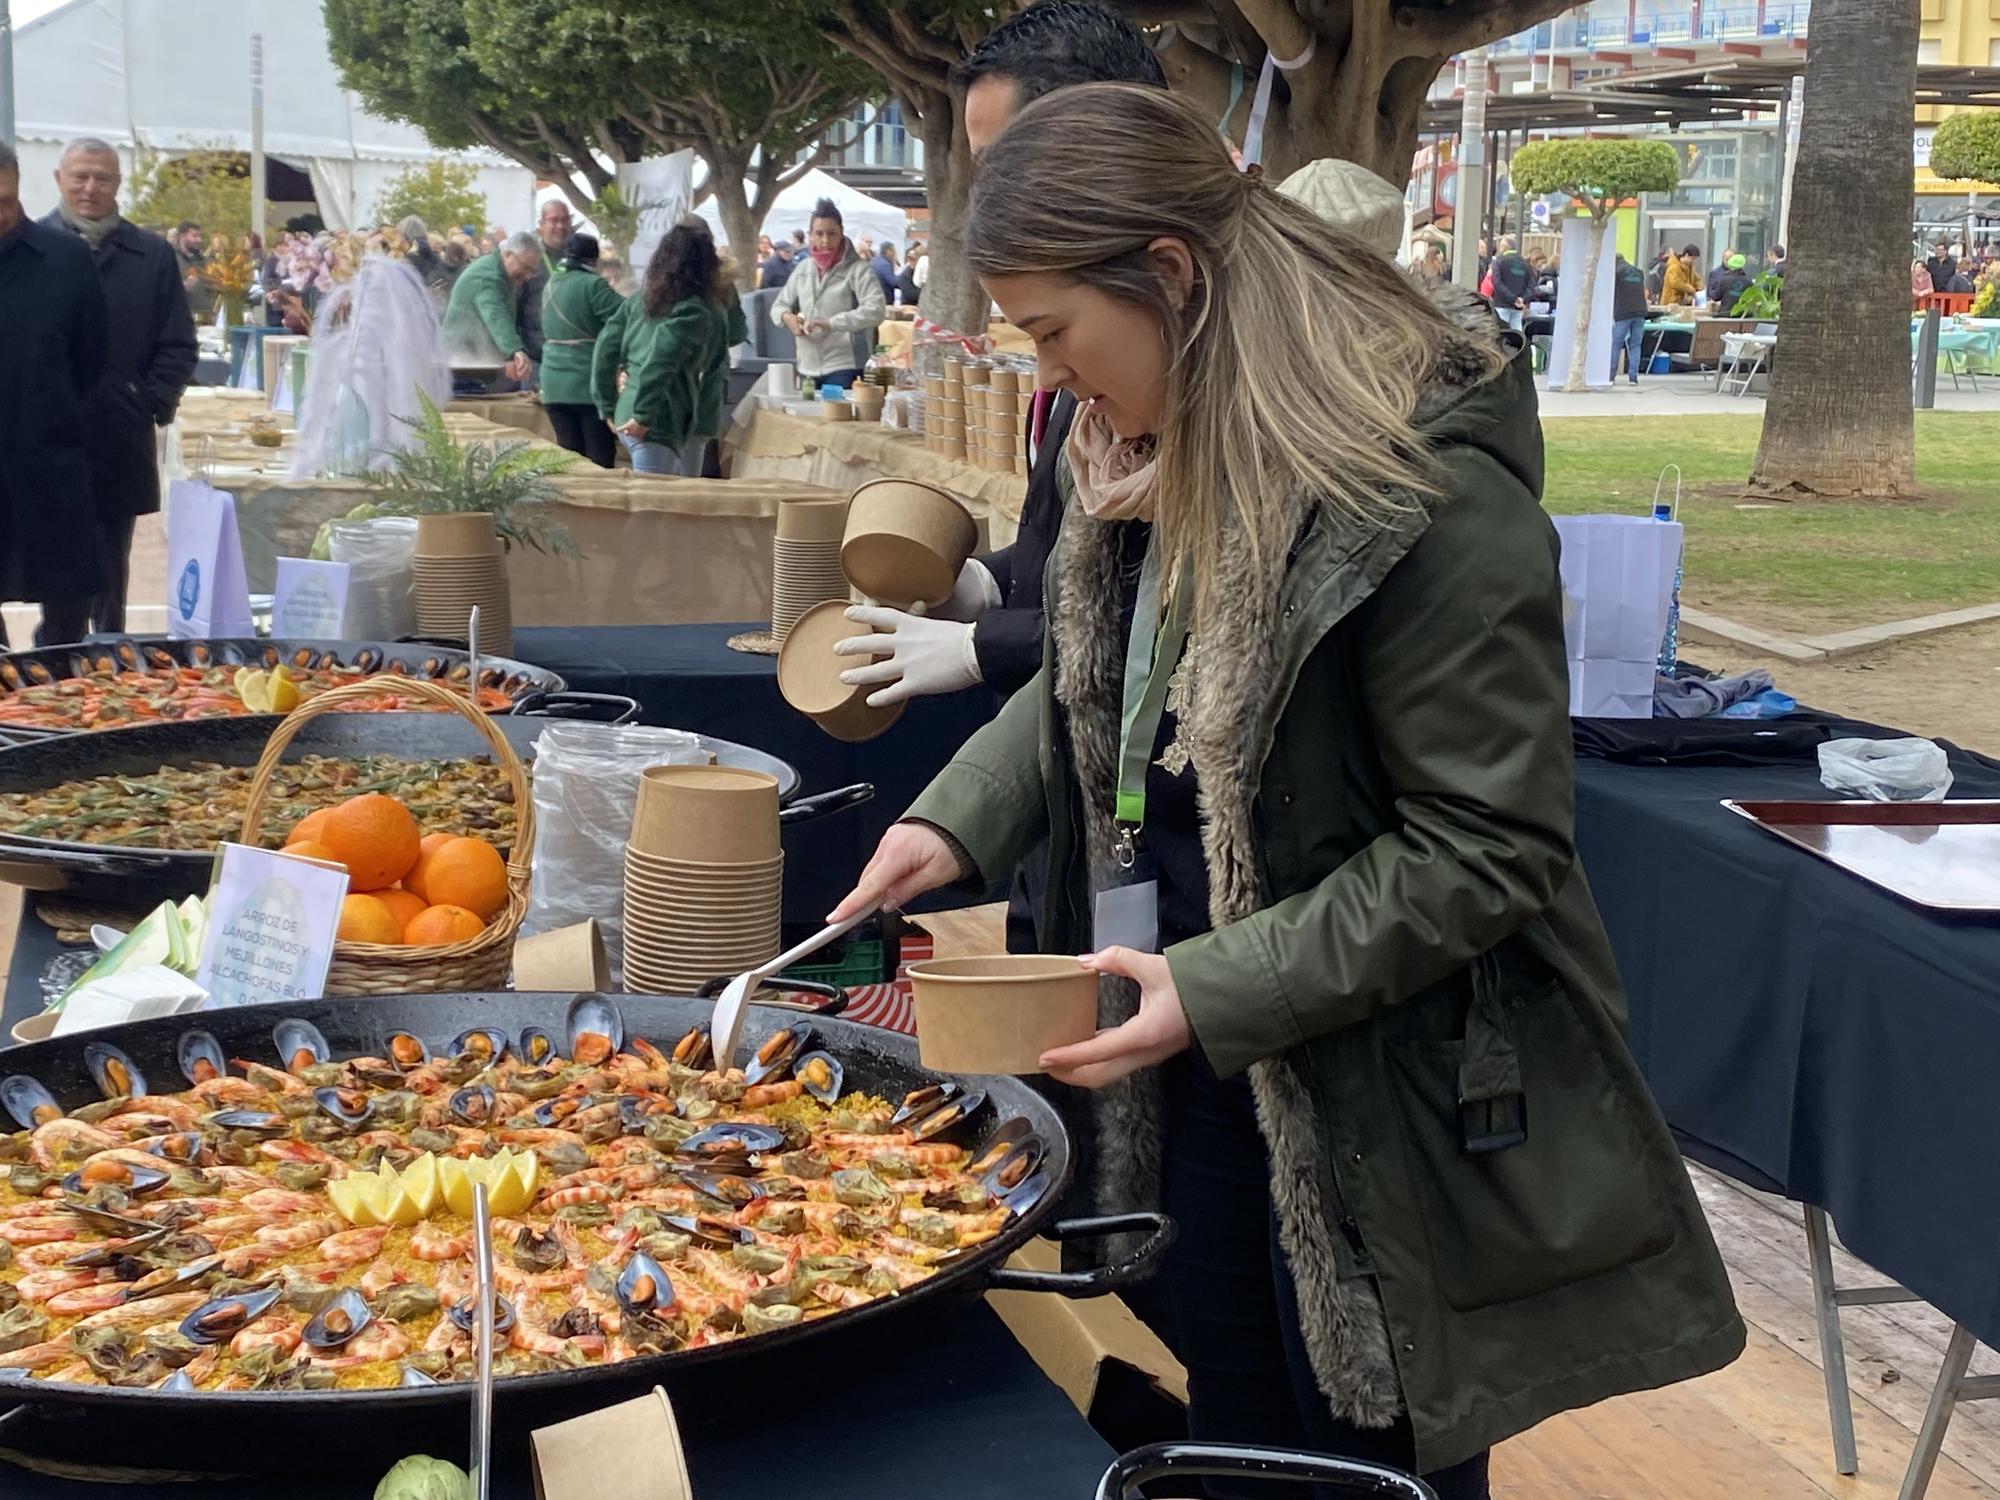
[828,1,1169,950]
[42,138,198,633]
[0,142,111,647]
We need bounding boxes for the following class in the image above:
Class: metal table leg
[1897,1323,1999,1500]
[1805,1206,1860,1474]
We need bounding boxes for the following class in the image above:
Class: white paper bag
[1552,514,1684,719]
[165,479,256,638]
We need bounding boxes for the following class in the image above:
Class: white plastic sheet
[328,517,417,640]
[1818,737,1954,803]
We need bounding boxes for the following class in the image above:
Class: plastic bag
[1817,737,1954,802]
[328,517,418,640]
[522,722,709,957]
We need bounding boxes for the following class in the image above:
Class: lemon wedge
[234,668,271,714]
[437,1156,472,1218]
[267,675,300,715]
[438,1150,537,1217]
[332,1151,533,1225]
[327,1175,384,1227]
[400,1153,442,1217]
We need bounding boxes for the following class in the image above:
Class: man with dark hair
[0,141,113,646]
[516,198,573,375]
[1765,244,1787,280]
[1487,234,1533,330]
[171,219,215,322]
[956,0,1167,154]
[42,138,197,633]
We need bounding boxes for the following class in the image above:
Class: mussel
[675,1123,784,1163]
[64,1228,169,1268]
[176,1030,226,1086]
[204,1110,289,1137]
[447,1085,497,1127]
[312,1087,373,1129]
[399,1365,441,1388]
[669,1024,713,1071]
[0,1076,61,1131]
[179,1285,283,1344]
[61,1200,159,1236]
[273,1019,331,1076]
[894,1084,988,1143]
[565,996,624,1067]
[301,1288,374,1351]
[674,1166,765,1208]
[83,1041,146,1100]
[124,1254,224,1302]
[614,1252,676,1317]
[661,1214,755,1249]
[144,1132,207,1166]
[530,1096,585,1129]
[385,1032,431,1072]
[60,1158,169,1197]
[967,1116,1034,1176]
[618,1094,674,1134]
[973,1129,1048,1213]
[743,1024,814,1087]
[518,1026,557,1067]
[449,1027,509,1065]
[447,1294,518,1336]
[158,1369,199,1392]
[793,1051,844,1105]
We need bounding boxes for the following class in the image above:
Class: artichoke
[373,1455,472,1500]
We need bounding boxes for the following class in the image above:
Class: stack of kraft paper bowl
[621,766,782,993]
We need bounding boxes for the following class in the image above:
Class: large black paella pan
[0,992,1169,1469]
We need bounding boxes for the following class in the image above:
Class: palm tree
[1747,0,1919,498]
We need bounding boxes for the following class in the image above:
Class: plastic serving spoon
[709,904,879,1074]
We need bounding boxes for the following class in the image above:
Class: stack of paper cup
[771,496,851,640]
[622,766,783,994]
[411,513,512,654]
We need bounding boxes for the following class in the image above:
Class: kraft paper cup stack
[771,496,851,641]
[622,766,783,994]
[411,512,512,654]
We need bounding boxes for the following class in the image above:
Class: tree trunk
[707,147,762,294]
[913,101,987,336]
[1562,213,1610,394]
[1748,0,1918,497]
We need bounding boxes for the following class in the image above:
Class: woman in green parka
[592,221,729,476]
[831,86,1743,1497]
[539,233,624,468]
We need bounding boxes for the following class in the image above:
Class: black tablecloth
[514,624,1000,926]
[1573,728,2000,1349]
[0,1301,1113,1498]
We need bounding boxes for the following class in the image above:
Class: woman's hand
[618,419,648,440]
[828,822,964,923]
[805,318,831,336]
[782,312,807,336]
[1039,947,1192,1089]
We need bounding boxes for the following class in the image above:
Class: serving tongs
[709,903,878,1073]
[470,1182,496,1500]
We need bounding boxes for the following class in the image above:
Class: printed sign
[165,480,255,639]
[195,844,350,1009]
[273,557,351,639]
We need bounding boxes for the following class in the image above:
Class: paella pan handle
[508,690,641,725]
[234,676,535,951]
[778,783,874,827]
[695,975,849,1019]
[1094,1442,1439,1500]
[984,1212,1177,1299]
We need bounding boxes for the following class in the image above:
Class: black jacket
[1489,252,1533,306]
[0,221,109,601]
[1707,268,1753,315]
[758,253,793,290]
[519,265,549,364]
[972,389,1075,695]
[40,213,196,521]
[1612,261,1649,322]
[896,265,922,306]
[1926,255,1957,292]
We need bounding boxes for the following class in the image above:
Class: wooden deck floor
[919,904,2000,1497]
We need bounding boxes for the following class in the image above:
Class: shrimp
[0,1339,75,1371]
[16,1268,104,1303]
[109,1096,202,1129]
[0,1215,89,1245]
[151,1345,220,1388]
[320,1225,391,1267]
[310,1321,411,1370]
[741,1081,804,1110]
[72,1291,205,1332]
[44,1282,133,1316]
[537,1182,615,1211]
[15,1241,83,1269]
[189,1075,269,1106]
[811,1280,874,1310]
[422,1316,467,1356]
[230,1314,302,1357]
[28,1117,122,1169]
[231,1060,307,1095]
[259,1139,347,1175]
[254,1215,339,1252]
[494,1128,587,1149]
[411,1221,472,1262]
[239,1187,322,1218]
[359,1259,411,1299]
[687,1247,763,1297]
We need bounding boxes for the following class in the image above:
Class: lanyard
[1113,531,1188,865]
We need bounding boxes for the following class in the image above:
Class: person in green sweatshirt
[443,231,542,391]
[538,233,624,468]
[682,249,749,479]
[592,221,731,476]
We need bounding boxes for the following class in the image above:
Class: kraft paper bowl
[774,497,850,543]
[776,600,905,743]
[908,955,1101,1074]
[841,478,979,608]
[629,765,780,863]
[531,1385,692,1500]
[414,512,502,558]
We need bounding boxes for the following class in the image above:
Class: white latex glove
[927,557,1003,624]
[833,604,981,707]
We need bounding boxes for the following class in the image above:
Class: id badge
[1093,851,1159,955]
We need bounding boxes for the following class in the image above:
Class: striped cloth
[835,929,932,1036]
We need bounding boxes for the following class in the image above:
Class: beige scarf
[1065,398,1158,521]
[57,203,119,251]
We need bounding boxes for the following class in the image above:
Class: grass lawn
[1540,412,2000,628]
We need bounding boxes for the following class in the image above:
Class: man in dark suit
[41,137,197,633]
[0,142,111,647]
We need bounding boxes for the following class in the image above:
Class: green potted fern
[361,391,583,653]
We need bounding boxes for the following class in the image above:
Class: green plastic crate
[781,937,888,990]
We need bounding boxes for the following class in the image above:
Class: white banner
[618,151,696,281]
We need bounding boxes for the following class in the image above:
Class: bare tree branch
[1232,0,1312,59]
[1408,0,1572,57]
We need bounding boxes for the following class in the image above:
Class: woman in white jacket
[772,198,885,389]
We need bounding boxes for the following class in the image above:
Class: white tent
[12,0,537,232]
[693,167,909,259]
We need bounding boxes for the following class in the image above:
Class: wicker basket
[235,676,534,997]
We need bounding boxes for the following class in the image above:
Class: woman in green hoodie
[539,233,624,468]
[593,222,729,476]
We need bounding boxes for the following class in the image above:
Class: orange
[285,807,334,847]
[419,838,509,921]
[281,839,344,871]
[404,904,485,947]
[369,888,430,932]
[337,894,405,946]
[320,794,422,891]
[404,832,456,904]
